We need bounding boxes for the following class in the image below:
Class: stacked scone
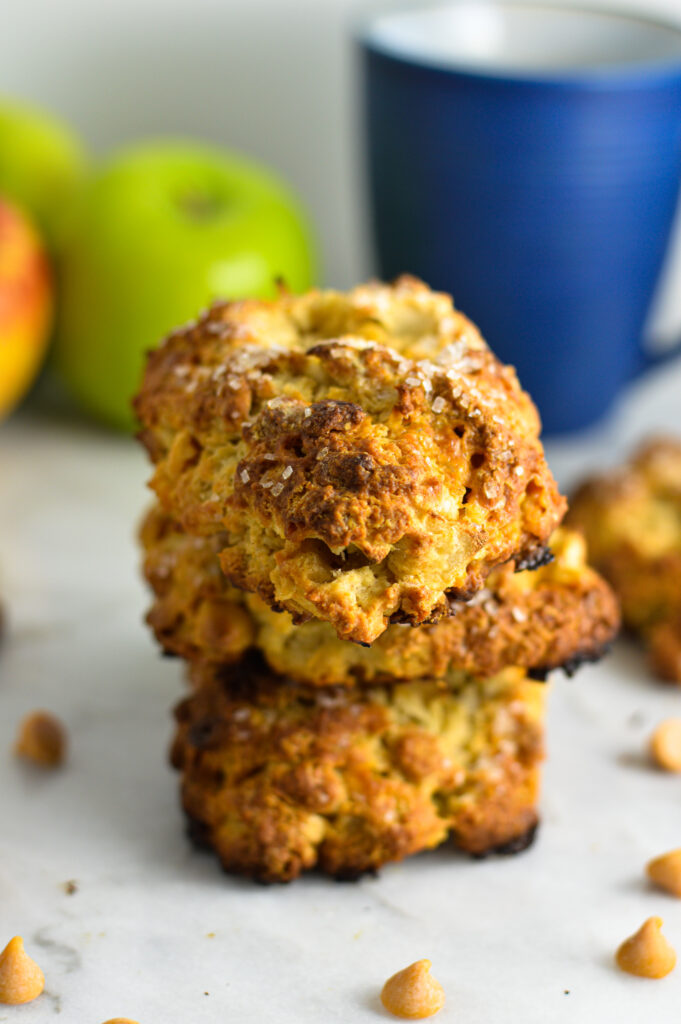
[135,277,619,882]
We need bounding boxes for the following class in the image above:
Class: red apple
[0,199,53,420]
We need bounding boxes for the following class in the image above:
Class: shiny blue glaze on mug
[360,4,681,433]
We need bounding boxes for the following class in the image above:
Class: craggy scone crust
[568,438,681,682]
[135,277,565,644]
[141,506,618,684]
[171,656,545,882]
[141,506,258,665]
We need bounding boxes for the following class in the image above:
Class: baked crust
[140,506,257,666]
[141,505,618,684]
[135,277,565,643]
[171,656,545,882]
[568,438,681,682]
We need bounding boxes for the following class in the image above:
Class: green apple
[55,139,317,430]
[0,97,88,250]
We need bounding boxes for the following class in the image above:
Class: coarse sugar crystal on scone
[141,505,619,685]
[135,276,566,644]
[171,654,546,883]
[568,437,681,682]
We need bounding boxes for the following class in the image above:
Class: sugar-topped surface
[135,276,564,643]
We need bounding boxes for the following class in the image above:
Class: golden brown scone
[171,656,545,882]
[135,277,565,644]
[140,506,257,665]
[142,505,618,683]
[568,438,681,682]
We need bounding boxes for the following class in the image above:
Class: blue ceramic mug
[360,2,681,433]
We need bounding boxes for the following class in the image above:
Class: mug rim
[356,0,681,87]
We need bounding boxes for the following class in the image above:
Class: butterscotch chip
[14,710,67,767]
[0,936,45,1005]
[647,849,681,897]
[616,917,676,978]
[380,959,445,1019]
[101,1019,141,1023]
[649,719,681,772]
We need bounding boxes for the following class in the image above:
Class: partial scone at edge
[141,506,619,685]
[568,437,681,682]
[136,277,566,643]
[171,657,545,883]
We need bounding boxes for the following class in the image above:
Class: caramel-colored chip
[101,1018,141,1023]
[14,710,67,767]
[380,959,445,1019]
[0,936,45,1005]
[616,917,676,978]
[647,849,681,898]
[649,718,681,773]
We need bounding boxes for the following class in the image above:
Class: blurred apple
[54,140,317,430]
[0,200,53,420]
[0,97,88,250]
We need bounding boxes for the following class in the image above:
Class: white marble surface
[1,363,681,1022]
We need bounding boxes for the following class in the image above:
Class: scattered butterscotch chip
[649,719,681,772]
[380,959,445,1019]
[647,849,681,898]
[14,710,67,767]
[616,917,677,978]
[101,1019,141,1023]
[0,936,45,1005]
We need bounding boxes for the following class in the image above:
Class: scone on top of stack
[135,276,619,882]
[135,276,565,645]
[568,437,681,682]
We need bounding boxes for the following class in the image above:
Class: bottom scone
[171,656,545,882]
